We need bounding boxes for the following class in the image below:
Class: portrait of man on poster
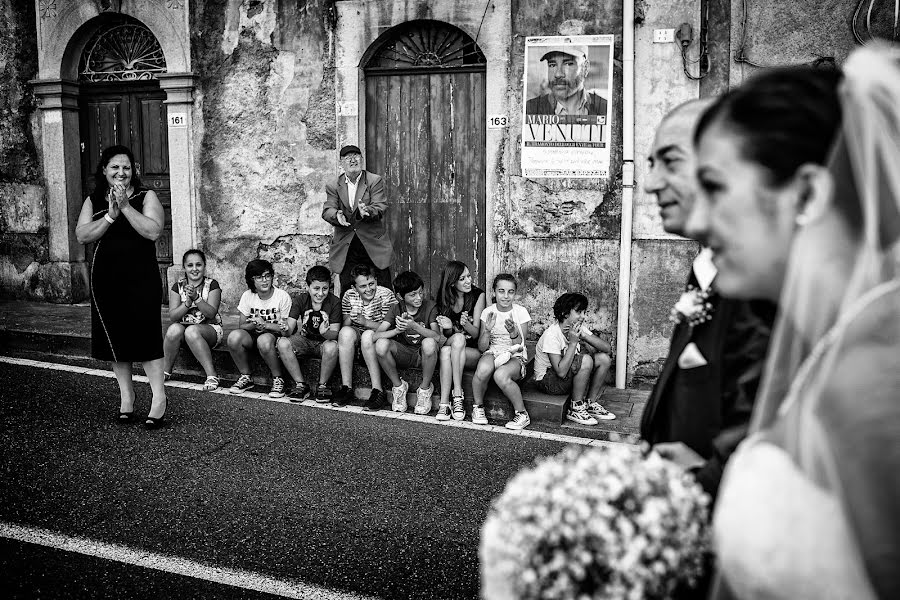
[525,45,608,117]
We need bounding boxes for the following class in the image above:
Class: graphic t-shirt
[237,287,293,324]
[341,286,398,327]
[171,277,222,325]
[481,303,532,359]
[383,300,439,347]
[288,292,342,341]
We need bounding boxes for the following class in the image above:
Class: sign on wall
[521,35,615,178]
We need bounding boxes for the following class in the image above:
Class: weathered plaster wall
[628,0,700,383]
[728,0,858,87]
[508,0,624,353]
[0,0,49,301]
[191,0,337,307]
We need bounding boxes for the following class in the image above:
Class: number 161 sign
[168,113,187,128]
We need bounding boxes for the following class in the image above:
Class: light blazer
[322,170,394,271]
[640,269,775,499]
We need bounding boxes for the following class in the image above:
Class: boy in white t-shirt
[227,259,294,398]
[533,292,615,424]
[471,274,532,430]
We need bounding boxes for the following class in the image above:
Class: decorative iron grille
[79,23,167,82]
[365,21,486,71]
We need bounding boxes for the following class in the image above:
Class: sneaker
[332,385,353,407]
[587,400,616,421]
[471,405,488,425]
[288,382,311,403]
[505,411,531,430]
[314,384,333,404]
[269,376,286,398]
[229,374,254,395]
[414,384,434,415]
[567,401,599,425]
[391,379,409,412]
[363,388,387,411]
[451,394,466,421]
[436,404,452,421]
[202,376,220,391]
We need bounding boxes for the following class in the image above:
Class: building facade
[0,0,859,385]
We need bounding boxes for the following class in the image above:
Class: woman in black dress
[76,145,167,429]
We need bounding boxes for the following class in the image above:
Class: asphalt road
[0,361,572,599]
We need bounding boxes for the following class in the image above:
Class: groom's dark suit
[641,262,775,500]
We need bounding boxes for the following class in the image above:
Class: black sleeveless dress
[89,189,163,362]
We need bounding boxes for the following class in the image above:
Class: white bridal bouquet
[480,445,711,600]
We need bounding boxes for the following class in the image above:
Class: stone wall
[0,0,48,301]
[190,0,337,305]
[506,0,624,343]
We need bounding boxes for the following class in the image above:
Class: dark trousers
[339,235,392,295]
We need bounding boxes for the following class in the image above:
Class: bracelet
[104,213,116,224]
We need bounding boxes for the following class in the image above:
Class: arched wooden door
[364,21,487,293]
[77,19,172,304]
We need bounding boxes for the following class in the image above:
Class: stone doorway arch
[31,1,195,302]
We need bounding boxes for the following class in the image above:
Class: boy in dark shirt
[276,266,342,402]
[373,271,441,415]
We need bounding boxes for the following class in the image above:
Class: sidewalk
[0,300,646,442]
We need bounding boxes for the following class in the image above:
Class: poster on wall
[521,35,614,178]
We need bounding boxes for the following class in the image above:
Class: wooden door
[79,83,172,303]
[365,69,486,294]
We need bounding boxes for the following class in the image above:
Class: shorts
[534,353,584,395]
[287,334,324,357]
[390,340,423,369]
[484,347,527,379]
[210,323,224,348]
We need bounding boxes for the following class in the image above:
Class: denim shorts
[287,334,324,357]
[391,340,422,369]
[534,353,584,395]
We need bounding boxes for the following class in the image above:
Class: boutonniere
[670,285,715,327]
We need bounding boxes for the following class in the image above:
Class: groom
[641,100,775,500]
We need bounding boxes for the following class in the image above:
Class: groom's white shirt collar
[693,247,717,292]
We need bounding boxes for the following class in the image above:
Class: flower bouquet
[480,445,711,600]
[669,285,714,327]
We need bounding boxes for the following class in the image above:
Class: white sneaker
[471,405,488,425]
[229,374,254,395]
[567,401,599,425]
[391,379,409,412]
[587,400,616,420]
[435,404,452,421]
[505,411,531,430]
[414,384,434,415]
[268,376,286,398]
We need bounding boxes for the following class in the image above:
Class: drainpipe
[615,0,635,389]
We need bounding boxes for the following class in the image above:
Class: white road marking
[0,521,380,600]
[0,355,627,448]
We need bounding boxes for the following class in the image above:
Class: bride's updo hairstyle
[694,66,842,184]
[694,66,848,221]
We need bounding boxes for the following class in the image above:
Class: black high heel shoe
[118,411,135,424]
[144,397,168,430]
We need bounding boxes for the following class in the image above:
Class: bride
[686,45,900,599]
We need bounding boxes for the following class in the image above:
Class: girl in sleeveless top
[434,261,486,422]
[163,249,224,391]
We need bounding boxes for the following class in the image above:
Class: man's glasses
[253,273,274,281]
